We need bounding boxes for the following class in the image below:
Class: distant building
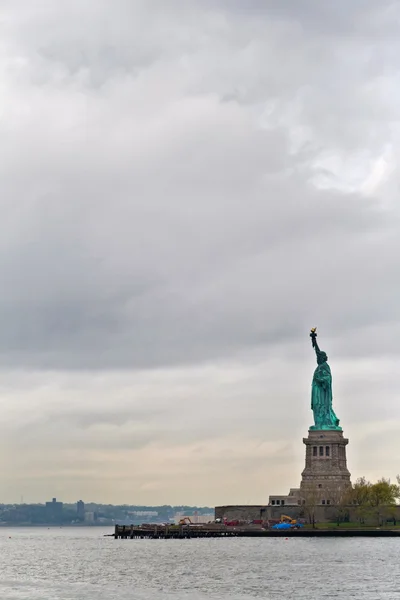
[84,511,95,523]
[45,497,63,520]
[268,488,301,507]
[77,500,85,520]
[129,511,158,518]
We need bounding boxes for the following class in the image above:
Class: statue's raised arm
[309,328,341,431]
[310,327,320,351]
[310,327,326,365]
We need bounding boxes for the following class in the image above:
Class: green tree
[351,477,373,525]
[349,477,400,526]
[369,478,400,526]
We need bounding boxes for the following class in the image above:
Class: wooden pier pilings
[114,524,240,539]
[114,524,400,539]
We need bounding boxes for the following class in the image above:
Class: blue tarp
[272,522,292,530]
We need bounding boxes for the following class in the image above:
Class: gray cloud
[0,0,400,503]
[237,1,391,28]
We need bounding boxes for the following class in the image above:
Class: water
[0,527,400,599]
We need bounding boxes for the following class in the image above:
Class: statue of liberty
[309,328,341,431]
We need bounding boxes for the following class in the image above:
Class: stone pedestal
[300,429,351,501]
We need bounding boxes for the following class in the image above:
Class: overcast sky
[0,0,400,506]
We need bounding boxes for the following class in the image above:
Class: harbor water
[0,527,399,599]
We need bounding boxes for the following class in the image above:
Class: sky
[1,0,400,506]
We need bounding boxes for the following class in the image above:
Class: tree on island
[325,485,352,526]
[300,477,400,528]
[348,477,400,526]
[301,486,322,528]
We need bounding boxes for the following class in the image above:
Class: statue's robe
[311,362,340,429]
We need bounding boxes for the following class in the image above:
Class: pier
[114,524,400,539]
[114,524,240,539]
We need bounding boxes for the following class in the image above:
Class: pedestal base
[300,429,351,501]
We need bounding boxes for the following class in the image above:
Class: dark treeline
[0,503,214,526]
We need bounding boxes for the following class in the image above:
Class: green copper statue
[309,328,341,431]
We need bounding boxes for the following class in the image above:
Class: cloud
[0,0,400,503]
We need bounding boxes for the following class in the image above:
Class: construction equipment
[179,517,193,525]
[280,514,297,525]
[272,521,304,530]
